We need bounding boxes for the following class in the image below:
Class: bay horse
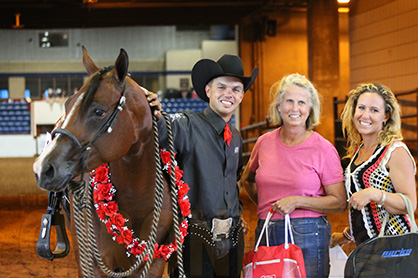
[33,47,181,277]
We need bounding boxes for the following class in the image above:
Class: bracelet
[343,227,354,241]
[378,191,386,208]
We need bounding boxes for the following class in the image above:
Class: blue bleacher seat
[160,98,207,114]
[0,100,31,134]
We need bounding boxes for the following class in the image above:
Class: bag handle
[254,208,296,250]
[379,193,418,236]
[284,214,295,249]
[254,208,274,252]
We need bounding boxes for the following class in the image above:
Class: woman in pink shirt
[241,73,346,278]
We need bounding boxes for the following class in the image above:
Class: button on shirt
[158,107,243,223]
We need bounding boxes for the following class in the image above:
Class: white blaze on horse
[33,47,187,278]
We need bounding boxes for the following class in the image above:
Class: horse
[33,47,180,277]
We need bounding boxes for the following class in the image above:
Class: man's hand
[145,90,162,119]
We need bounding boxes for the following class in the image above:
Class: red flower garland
[90,149,191,261]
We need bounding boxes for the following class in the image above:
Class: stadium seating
[0,100,31,134]
[160,97,235,126]
[161,98,208,113]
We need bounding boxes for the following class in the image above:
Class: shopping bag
[243,210,306,278]
[344,193,418,278]
[329,245,348,278]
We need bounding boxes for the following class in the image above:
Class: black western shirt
[158,107,243,223]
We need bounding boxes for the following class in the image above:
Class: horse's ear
[82,46,99,76]
[115,48,129,83]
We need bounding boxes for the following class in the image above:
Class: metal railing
[240,88,418,168]
[240,117,279,165]
[333,88,418,161]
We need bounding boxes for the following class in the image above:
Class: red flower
[115,234,125,244]
[104,201,119,216]
[119,228,133,245]
[177,181,190,200]
[174,166,183,180]
[180,220,188,241]
[94,165,109,183]
[110,213,126,229]
[96,182,113,201]
[160,151,171,166]
[153,243,162,259]
[105,220,116,234]
[154,243,176,260]
[96,204,106,220]
[130,240,147,257]
[179,198,191,217]
[93,191,100,203]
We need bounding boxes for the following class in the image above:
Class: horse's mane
[80,66,114,116]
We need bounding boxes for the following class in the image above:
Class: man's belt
[211,217,233,241]
[189,217,242,245]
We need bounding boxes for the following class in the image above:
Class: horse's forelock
[79,66,114,116]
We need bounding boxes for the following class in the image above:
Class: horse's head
[33,47,153,192]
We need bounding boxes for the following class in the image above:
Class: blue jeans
[255,216,331,278]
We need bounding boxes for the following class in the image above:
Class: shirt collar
[203,106,229,135]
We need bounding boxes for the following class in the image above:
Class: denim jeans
[255,216,331,278]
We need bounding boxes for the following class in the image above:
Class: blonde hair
[340,83,402,158]
[268,73,321,130]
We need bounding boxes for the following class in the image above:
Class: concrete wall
[0,26,213,98]
[0,26,210,63]
[165,40,237,92]
[350,0,418,91]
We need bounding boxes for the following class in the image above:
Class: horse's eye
[95,109,106,117]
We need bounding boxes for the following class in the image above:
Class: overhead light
[337,0,350,3]
[40,32,50,48]
[338,7,350,13]
[12,13,24,29]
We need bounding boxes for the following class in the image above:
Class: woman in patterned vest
[332,83,416,246]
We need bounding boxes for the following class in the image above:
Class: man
[148,54,258,278]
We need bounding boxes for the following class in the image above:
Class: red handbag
[243,210,307,278]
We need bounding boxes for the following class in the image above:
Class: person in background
[147,54,258,278]
[240,73,346,278]
[331,83,416,247]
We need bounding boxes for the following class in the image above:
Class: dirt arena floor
[0,157,355,277]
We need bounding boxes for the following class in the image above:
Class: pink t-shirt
[249,127,344,220]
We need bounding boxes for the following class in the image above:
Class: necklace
[90,148,191,261]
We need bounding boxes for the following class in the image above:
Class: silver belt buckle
[211,217,232,241]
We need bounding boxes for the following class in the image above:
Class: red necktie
[224,123,232,147]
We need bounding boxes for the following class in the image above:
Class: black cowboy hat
[191,54,259,102]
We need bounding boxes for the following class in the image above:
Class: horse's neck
[109,133,156,190]
[106,137,161,228]
[115,143,155,176]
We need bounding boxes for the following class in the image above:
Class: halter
[51,66,127,181]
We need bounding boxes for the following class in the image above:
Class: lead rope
[163,111,186,278]
[70,112,183,277]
